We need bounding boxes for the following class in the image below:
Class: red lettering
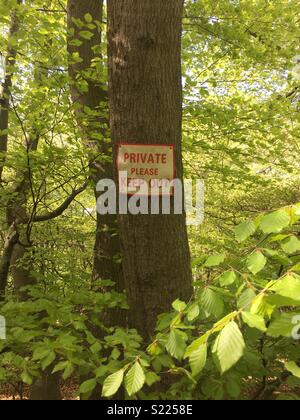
[140,154,147,164]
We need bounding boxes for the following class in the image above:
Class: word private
[117,143,175,195]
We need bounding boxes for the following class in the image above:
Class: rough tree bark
[107,0,193,339]
[67,0,124,320]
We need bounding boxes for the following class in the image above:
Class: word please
[123,152,167,164]
[130,167,159,176]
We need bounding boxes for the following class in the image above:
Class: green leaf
[192,256,206,268]
[32,347,50,361]
[166,330,187,360]
[270,274,300,302]
[124,361,145,396]
[267,294,300,307]
[62,362,75,380]
[290,262,300,273]
[172,299,187,312]
[52,361,69,374]
[242,312,267,332]
[226,377,241,398]
[200,288,224,318]
[251,294,275,318]
[41,351,56,370]
[235,220,256,242]
[145,371,160,387]
[281,236,300,254]
[213,312,238,333]
[21,371,33,386]
[204,254,226,267]
[79,30,94,40]
[102,369,124,398]
[79,378,97,394]
[188,343,207,376]
[90,341,102,354]
[187,303,200,321]
[184,334,210,359]
[267,313,295,338]
[68,39,83,47]
[263,248,291,266]
[260,210,290,234]
[237,288,257,311]
[219,270,237,287]
[285,362,300,379]
[84,13,93,23]
[246,251,266,275]
[212,321,245,374]
[111,348,121,360]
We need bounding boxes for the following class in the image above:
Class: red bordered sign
[117,143,176,196]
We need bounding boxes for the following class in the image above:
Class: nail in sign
[117,144,175,195]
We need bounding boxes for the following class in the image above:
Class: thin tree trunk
[7,141,37,296]
[0,1,22,183]
[0,224,18,297]
[107,0,193,339]
[0,0,26,298]
[67,0,124,323]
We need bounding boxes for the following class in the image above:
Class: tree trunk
[0,224,18,297]
[30,373,62,401]
[67,0,125,324]
[0,1,22,183]
[0,2,22,297]
[107,0,193,339]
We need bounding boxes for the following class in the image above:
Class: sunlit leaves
[218,270,237,287]
[166,330,187,361]
[79,31,94,40]
[260,210,291,234]
[102,369,124,398]
[237,288,257,311]
[84,13,93,23]
[204,254,226,267]
[125,362,145,396]
[80,378,97,395]
[246,251,266,275]
[172,299,187,312]
[187,343,207,377]
[212,322,245,374]
[285,362,300,379]
[242,312,267,332]
[281,236,300,254]
[200,288,224,318]
[235,220,256,243]
[267,313,295,338]
[187,303,200,321]
[270,273,300,303]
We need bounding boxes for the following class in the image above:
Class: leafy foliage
[0,0,300,401]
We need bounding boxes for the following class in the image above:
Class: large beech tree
[107,0,193,338]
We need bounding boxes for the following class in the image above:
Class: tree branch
[32,181,89,223]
